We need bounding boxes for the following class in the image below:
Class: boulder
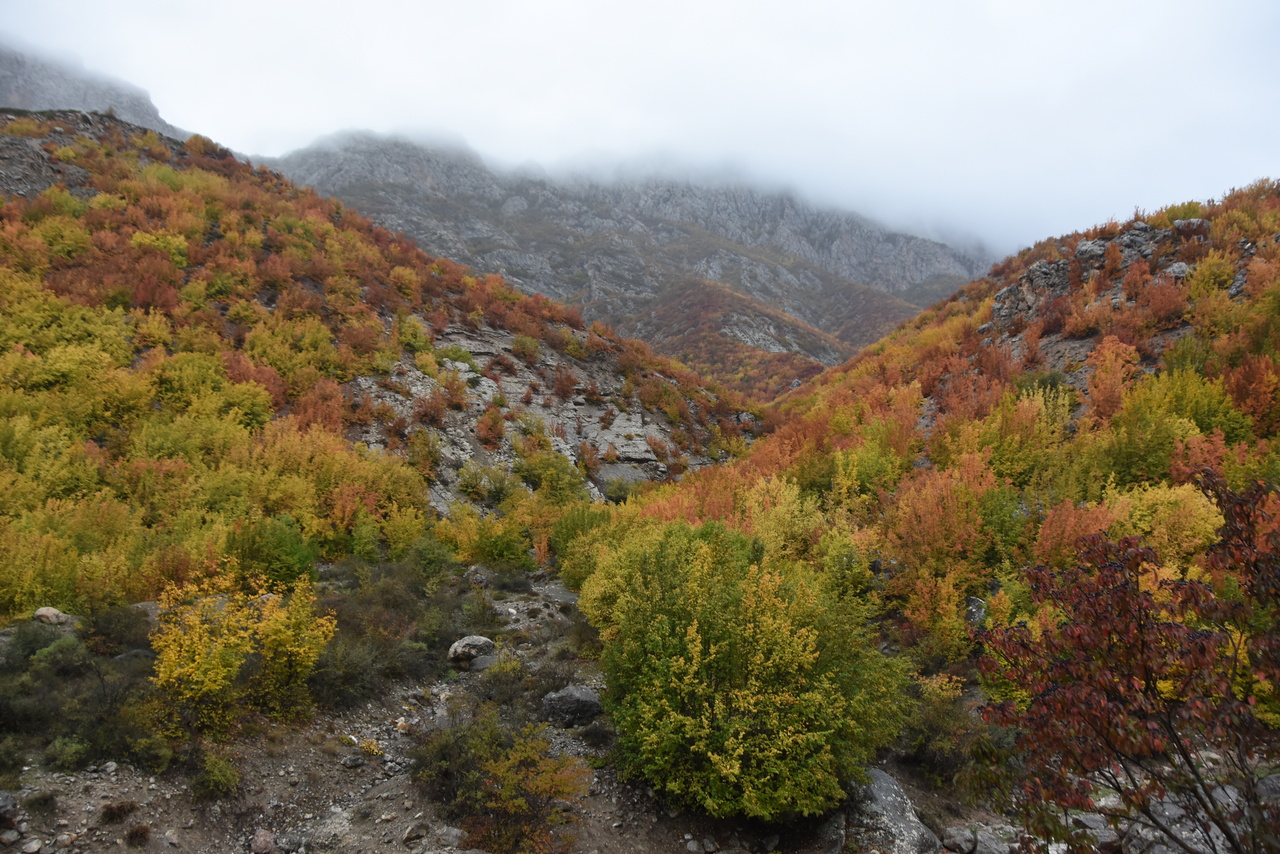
[1075,239,1109,267]
[940,825,1006,854]
[448,635,496,665]
[33,607,70,625]
[1120,791,1237,854]
[540,684,603,727]
[1173,219,1211,240]
[847,769,939,854]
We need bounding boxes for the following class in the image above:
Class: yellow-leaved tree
[151,572,335,735]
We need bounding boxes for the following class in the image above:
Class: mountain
[0,40,183,139]
[270,132,985,396]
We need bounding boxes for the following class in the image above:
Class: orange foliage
[292,378,347,433]
[1032,500,1116,568]
[1085,335,1139,422]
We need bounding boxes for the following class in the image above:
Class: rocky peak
[0,41,183,139]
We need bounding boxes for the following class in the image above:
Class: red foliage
[412,390,447,427]
[222,351,287,407]
[475,404,505,449]
[979,476,1280,852]
[1085,335,1138,421]
[1224,354,1280,436]
[552,365,578,401]
[292,378,347,433]
[1031,499,1115,568]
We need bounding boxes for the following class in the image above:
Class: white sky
[3,0,1277,255]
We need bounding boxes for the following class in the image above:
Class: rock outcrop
[846,770,941,854]
[0,41,183,139]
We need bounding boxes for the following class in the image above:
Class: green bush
[43,735,90,770]
[190,750,240,801]
[225,513,319,588]
[409,704,588,854]
[582,522,908,821]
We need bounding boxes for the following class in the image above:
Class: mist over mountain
[0,39,183,139]
[0,37,987,397]
[270,132,985,393]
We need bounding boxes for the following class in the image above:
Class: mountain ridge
[268,131,984,395]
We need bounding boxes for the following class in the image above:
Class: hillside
[270,132,981,395]
[0,40,982,402]
[0,106,762,613]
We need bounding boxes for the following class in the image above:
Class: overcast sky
[3,0,1277,255]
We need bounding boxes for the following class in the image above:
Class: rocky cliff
[0,42,183,139]
[271,133,985,393]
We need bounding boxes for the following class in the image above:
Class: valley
[0,39,1278,854]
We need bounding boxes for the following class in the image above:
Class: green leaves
[586,521,905,820]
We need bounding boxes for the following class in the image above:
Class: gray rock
[448,635,496,664]
[808,812,847,854]
[32,607,69,625]
[469,653,500,672]
[431,826,467,848]
[1075,239,1109,266]
[1164,261,1191,279]
[540,684,603,727]
[1173,219,1211,240]
[941,825,1005,854]
[275,834,304,853]
[1230,272,1247,298]
[1069,813,1119,848]
[0,791,16,823]
[1120,790,1237,854]
[1258,773,1280,804]
[338,755,365,769]
[847,769,939,854]
[401,822,429,844]
[0,829,18,846]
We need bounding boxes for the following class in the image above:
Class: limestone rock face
[270,132,986,367]
[846,770,940,854]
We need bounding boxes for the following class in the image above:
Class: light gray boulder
[448,635,496,665]
[847,769,940,854]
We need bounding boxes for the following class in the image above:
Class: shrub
[100,800,140,824]
[409,704,588,854]
[475,405,505,449]
[581,522,908,820]
[225,513,319,589]
[190,750,240,801]
[512,335,539,366]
